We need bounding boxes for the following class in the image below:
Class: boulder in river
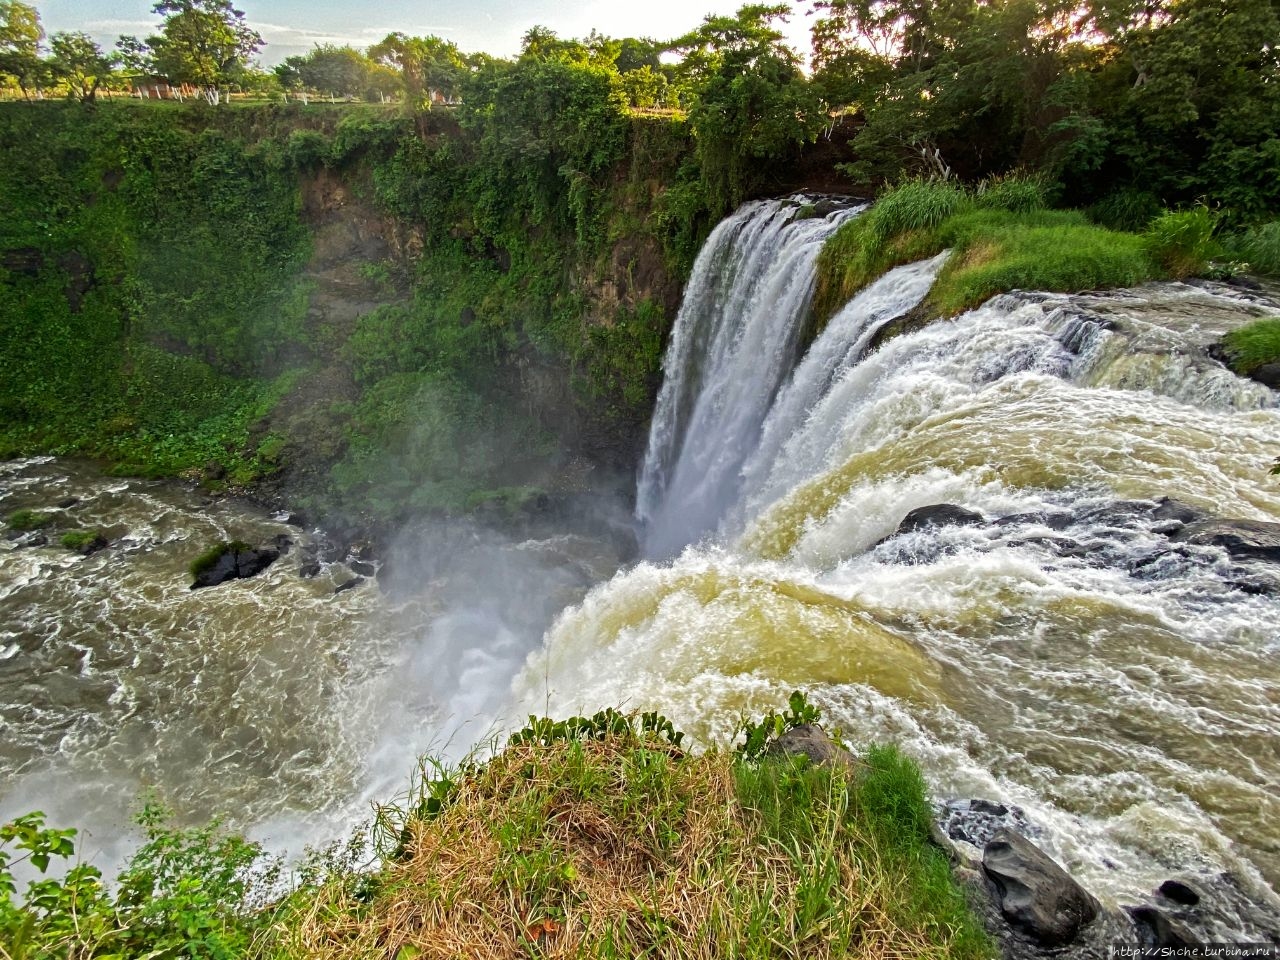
[1169,518,1280,564]
[982,828,1100,947]
[189,541,280,590]
[896,504,986,536]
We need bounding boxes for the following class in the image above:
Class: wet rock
[70,534,109,556]
[270,534,293,555]
[348,559,376,577]
[1250,361,1280,389]
[897,504,986,536]
[766,724,859,773]
[1150,497,1208,525]
[940,798,1032,849]
[1145,873,1280,943]
[190,544,280,590]
[1128,905,1196,947]
[55,497,80,509]
[334,576,365,595]
[1170,519,1280,564]
[982,828,1100,947]
[995,511,1075,531]
[1157,879,1201,906]
[298,559,321,579]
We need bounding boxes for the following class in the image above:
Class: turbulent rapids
[2,196,1280,933]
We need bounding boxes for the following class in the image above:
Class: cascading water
[518,213,1280,933]
[636,197,866,558]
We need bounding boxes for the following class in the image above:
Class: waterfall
[635,198,865,558]
[519,204,1280,932]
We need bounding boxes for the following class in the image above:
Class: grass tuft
[1224,221,1280,278]
[1142,207,1221,279]
[1220,317,1280,374]
[59,529,102,551]
[7,509,55,532]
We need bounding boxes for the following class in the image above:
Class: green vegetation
[815,179,1157,322]
[273,697,987,960]
[5,508,52,531]
[58,528,101,550]
[1225,222,1280,278]
[0,697,988,960]
[0,803,279,960]
[1220,318,1280,375]
[1142,207,1222,279]
[189,540,249,578]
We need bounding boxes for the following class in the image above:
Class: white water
[518,202,1280,932]
[636,197,865,558]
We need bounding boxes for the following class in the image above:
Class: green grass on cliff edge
[814,177,1158,325]
[1,696,990,960]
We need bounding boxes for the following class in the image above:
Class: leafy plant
[736,690,823,760]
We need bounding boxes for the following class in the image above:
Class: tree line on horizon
[0,0,1277,223]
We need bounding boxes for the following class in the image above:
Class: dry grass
[265,729,986,960]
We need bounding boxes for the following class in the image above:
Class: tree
[0,0,43,99]
[279,44,371,99]
[147,0,263,104]
[369,32,464,105]
[50,32,118,102]
[669,5,823,210]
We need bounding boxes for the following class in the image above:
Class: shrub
[0,803,276,959]
[1143,207,1221,278]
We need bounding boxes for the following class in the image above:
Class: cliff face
[0,103,694,525]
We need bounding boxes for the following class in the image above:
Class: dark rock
[299,560,321,579]
[1250,361,1280,389]
[72,534,108,556]
[334,576,365,595]
[982,828,1100,947]
[270,534,293,555]
[897,504,986,536]
[1128,905,1196,947]
[941,798,1032,849]
[1157,879,1201,907]
[766,724,859,772]
[203,461,227,482]
[190,545,280,590]
[1150,497,1208,525]
[1227,275,1264,292]
[995,511,1075,531]
[55,497,80,509]
[1170,519,1280,564]
[348,559,376,577]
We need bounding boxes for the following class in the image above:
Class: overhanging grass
[268,717,989,960]
[814,181,1159,325]
[1220,317,1280,374]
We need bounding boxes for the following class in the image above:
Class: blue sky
[36,1,817,65]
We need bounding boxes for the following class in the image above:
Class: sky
[34,1,819,66]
